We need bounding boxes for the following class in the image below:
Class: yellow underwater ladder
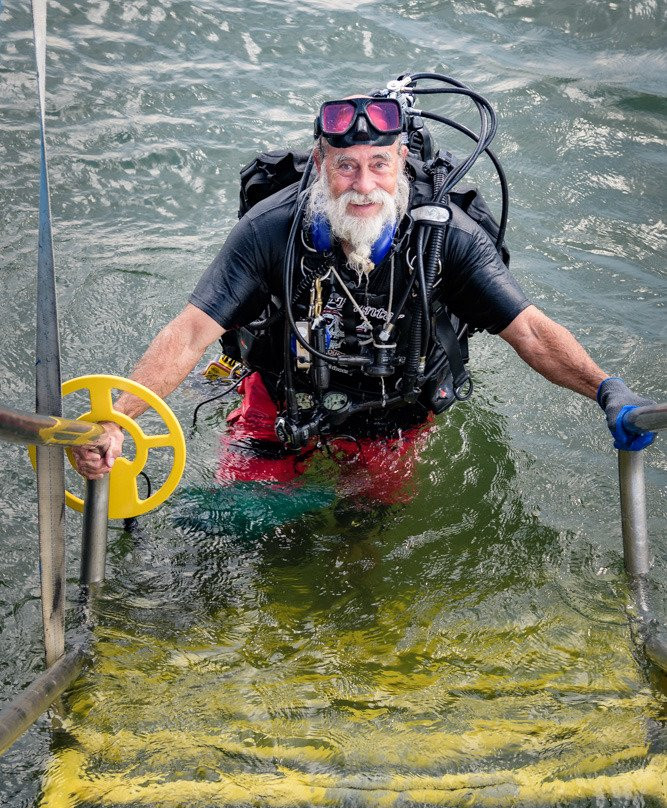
[4,386,664,806]
[38,591,666,808]
[6,387,663,807]
[36,578,667,808]
[41,750,667,807]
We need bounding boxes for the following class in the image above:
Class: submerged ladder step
[48,720,657,773]
[41,746,667,808]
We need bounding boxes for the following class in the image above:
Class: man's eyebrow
[332,151,392,166]
[333,154,357,166]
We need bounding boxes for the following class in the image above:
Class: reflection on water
[1,0,666,804]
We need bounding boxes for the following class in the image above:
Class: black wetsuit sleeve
[189,215,272,330]
[443,211,530,334]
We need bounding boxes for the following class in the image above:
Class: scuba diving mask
[314,97,404,148]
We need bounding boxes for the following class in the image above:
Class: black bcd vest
[227,149,509,414]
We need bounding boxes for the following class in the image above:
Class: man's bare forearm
[114,304,225,419]
[500,305,607,399]
[72,305,224,478]
[113,328,201,418]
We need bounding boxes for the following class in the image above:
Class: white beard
[306,165,410,276]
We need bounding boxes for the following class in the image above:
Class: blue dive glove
[597,377,656,451]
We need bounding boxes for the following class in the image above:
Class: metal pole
[1,405,110,586]
[622,403,667,434]
[0,405,104,447]
[617,449,667,673]
[618,450,650,577]
[0,404,111,585]
[628,574,667,673]
[81,476,110,584]
[645,633,667,672]
[0,647,86,757]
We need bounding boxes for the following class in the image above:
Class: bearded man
[72,94,654,501]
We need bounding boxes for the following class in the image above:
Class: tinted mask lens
[366,101,401,132]
[319,98,402,137]
[321,102,356,134]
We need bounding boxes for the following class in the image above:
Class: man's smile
[347,200,382,217]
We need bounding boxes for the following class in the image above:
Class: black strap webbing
[432,302,470,392]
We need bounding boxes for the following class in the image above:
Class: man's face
[308,138,410,275]
[317,142,407,219]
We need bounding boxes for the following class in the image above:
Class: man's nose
[353,166,375,196]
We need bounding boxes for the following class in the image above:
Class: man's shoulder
[447,201,485,237]
[438,199,507,276]
[243,182,300,227]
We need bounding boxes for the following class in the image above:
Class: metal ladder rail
[617,404,667,672]
[0,405,111,756]
[0,0,101,760]
[0,405,112,586]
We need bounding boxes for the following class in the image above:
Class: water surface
[0,0,665,805]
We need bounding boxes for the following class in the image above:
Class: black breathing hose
[282,191,309,421]
[417,110,508,251]
[401,161,448,396]
[400,234,426,395]
[283,152,316,420]
[404,73,505,245]
[408,83,496,183]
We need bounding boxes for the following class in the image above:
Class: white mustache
[305,165,410,274]
[341,189,391,206]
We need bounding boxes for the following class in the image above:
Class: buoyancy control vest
[222,148,509,430]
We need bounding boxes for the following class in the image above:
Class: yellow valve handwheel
[30,375,186,519]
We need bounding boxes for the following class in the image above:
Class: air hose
[401,160,448,398]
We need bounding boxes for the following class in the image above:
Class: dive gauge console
[322,391,348,412]
[275,390,352,450]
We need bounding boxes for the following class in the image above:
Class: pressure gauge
[295,392,315,411]
[322,391,349,412]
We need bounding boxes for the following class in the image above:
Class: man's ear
[399,144,408,160]
[313,146,322,172]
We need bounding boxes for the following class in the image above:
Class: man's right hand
[71,421,125,480]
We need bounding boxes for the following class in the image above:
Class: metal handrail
[617,402,667,673]
[0,405,110,583]
[622,403,667,434]
[0,647,87,756]
[0,0,105,761]
[0,404,109,755]
[0,405,104,447]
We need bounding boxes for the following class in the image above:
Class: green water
[1,0,666,805]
